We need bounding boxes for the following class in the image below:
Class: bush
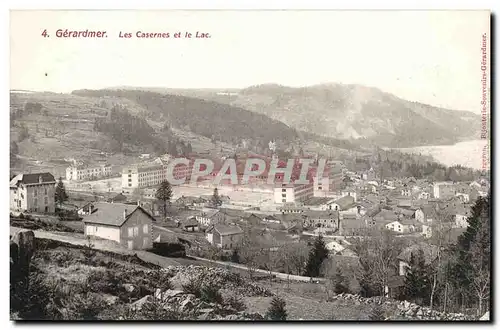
[200,286,223,304]
[230,249,240,263]
[369,304,386,321]
[148,269,173,292]
[52,250,74,267]
[224,295,246,312]
[87,269,121,295]
[82,236,96,265]
[265,296,287,320]
[182,277,203,297]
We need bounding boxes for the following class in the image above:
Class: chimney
[123,209,128,219]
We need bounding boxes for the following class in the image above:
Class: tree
[449,195,491,315]
[18,125,29,142]
[305,234,329,278]
[353,229,403,297]
[266,296,287,320]
[54,177,68,207]
[333,266,350,294]
[403,249,431,306]
[239,229,263,280]
[230,249,240,263]
[132,188,144,204]
[468,216,490,316]
[155,180,173,218]
[369,304,386,320]
[211,188,222,208]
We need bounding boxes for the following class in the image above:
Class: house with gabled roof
[10,172,57,214]
[385,218,417,234]
[205,224,244,250]
[82,202,156,250]
[302,210,340,228]
[195,208,224,226]
[330,195,357,216]
[415,205,438,223]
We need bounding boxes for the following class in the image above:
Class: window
[44,197,48,205]
[128,227,134,237]
[282,194,286,198]
[133,227,139,237]
[34,190,38,197]
[143,224,149,234]
[318,187,322,190]
[143,237,149,247]
[282,199,286,203]
[282,189,286,192]
[44,188,48,195]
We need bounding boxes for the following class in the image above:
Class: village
[9,148,491,308]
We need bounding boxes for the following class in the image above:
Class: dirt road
[10,226,181,267]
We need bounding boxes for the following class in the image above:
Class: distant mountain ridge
[109,83,480,148]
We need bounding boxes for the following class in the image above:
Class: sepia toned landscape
[10,10,491,322]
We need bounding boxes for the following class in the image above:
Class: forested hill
[72,89,301,148]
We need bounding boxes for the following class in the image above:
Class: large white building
[66,163,112,181]
[274,182,314,204]
[433,182,456,199]
[10,172,57,214]
[122,162,192,189]
[313,161,345,197]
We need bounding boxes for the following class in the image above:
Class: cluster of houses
[9,168,490,255]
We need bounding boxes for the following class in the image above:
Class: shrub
[82,236,96,265]
[148,269,173,292]
[224,295,246,312]
[182,277,203,297]
[230,249,240,263]
[265,296,287,320]
[369,304,386,321]
[87,269,121,295]
[59,292,107,320]
[200,285,223,304]
[52,250,74,267]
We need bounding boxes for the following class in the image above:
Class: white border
[2,1,498,329]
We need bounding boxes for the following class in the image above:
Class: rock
[131,295,153,310]
[10,230,35,285]
[222,314,241,320]
[404,301,411,308]
[180,296,195,312]
[155,289,184,300]
[197,308,215,320]
[199,308,215,314]
[103,295,120,306]
[123,284,135,293]
[416,309,423,316]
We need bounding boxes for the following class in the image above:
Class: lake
[395,139,490,170]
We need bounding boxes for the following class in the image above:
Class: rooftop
[210,224,244,236]
[303,197,335,206]
[333,195,356,210]
[10,173,56,187]
[82,202,154,227]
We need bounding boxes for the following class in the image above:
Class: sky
[10,10,490,112]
